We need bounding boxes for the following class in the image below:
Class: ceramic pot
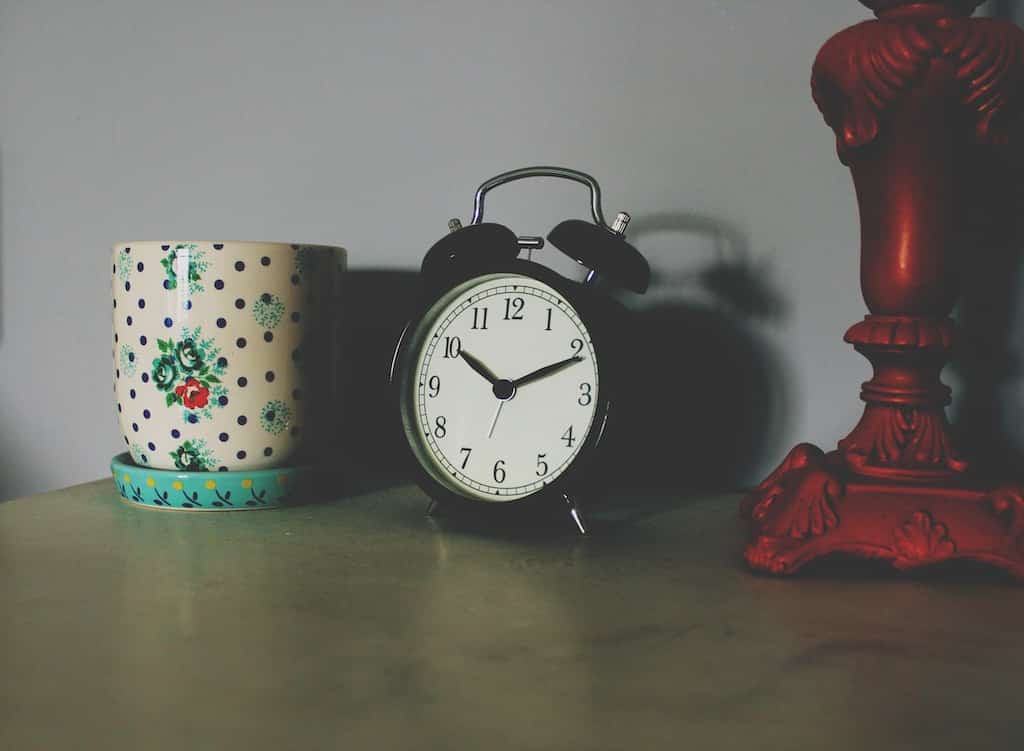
[112,241,345,472]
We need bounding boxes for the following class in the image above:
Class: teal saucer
[110,453,323,510]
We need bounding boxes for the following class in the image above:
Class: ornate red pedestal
[742,0,1024,578]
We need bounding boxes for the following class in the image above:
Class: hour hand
[459,350,500,385]
[513,355,582,388]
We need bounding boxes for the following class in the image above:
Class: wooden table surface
[1,479,1022,750]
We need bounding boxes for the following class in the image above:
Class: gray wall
[0,1,1013,500]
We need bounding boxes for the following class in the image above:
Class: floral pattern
[129,442,149,465]
[150,326,228,421]
[119,344,138,378]
[253,293,286,329]
[160,243,209,294]
[260,400,291,435]
[169,439,216,471]
[152,356,179,392]
[116,247,133,283]
[176,378,210,409]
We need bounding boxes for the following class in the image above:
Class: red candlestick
[741,0,1024,578]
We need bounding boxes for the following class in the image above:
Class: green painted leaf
[165,392,176,407]
[204,375,221,385]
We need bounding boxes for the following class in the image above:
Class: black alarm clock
[390,167,649,533]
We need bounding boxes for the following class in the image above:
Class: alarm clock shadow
[587,211,791,529]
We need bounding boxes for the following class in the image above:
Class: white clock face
[402,273,600,503]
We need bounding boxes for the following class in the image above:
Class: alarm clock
[390,167,649,533]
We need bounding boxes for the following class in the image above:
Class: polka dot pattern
[112,241,345,473]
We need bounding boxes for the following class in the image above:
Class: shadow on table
[750,552,1020,585]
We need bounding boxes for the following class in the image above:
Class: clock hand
[459,349,500,385]
[513,355,583,388]
[487,399,505,439]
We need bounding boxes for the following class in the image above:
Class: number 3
[578,383,592,406]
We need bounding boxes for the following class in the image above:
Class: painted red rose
[174,378,210,409]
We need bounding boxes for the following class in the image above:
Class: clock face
[401,273,601,503]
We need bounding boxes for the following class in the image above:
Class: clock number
[459,447,472,469]
[427,375,441,398]
[544,308,553,331]
[570,338,584,357]
[504,297,525,321]
[443,336,461,359]
[493,459,507,484]
[471,307,489,330]
[561,425,576,448]
[578,382,592,406]
[433,416,447,439]
[536,454,549,477]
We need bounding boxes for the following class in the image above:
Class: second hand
[487,399,505,439]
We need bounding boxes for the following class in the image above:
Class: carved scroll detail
[812,15,1024,158]
[891,511,956,569]
[946,19,1024,146]
[840,407,967,473]
[743,444,842,541]
[812,20,935,159]
[989,486,1024,546]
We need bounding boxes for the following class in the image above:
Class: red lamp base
[741,444,1024,579]
[740,1,1024,581]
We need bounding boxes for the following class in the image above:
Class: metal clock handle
[470,166,609,229]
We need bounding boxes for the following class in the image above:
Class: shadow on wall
[339,211,790,497]
[599,212,789,494]
[337,269,421,492]
[951,149,1024,480]
[948,0,1024,478]
[992,0,1014,21]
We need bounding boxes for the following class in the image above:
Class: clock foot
[425,499,439,517]
[564,493,587,536]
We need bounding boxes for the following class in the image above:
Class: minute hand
[513,355,582,388]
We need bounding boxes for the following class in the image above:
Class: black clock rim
[389,260,620,514]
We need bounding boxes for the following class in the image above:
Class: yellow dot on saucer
[146,478,156,487]
[277,475,287,485]
[241,479,253,489]
[123,473,130,483]
[172,480,183,491]
[205,479,217,490]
